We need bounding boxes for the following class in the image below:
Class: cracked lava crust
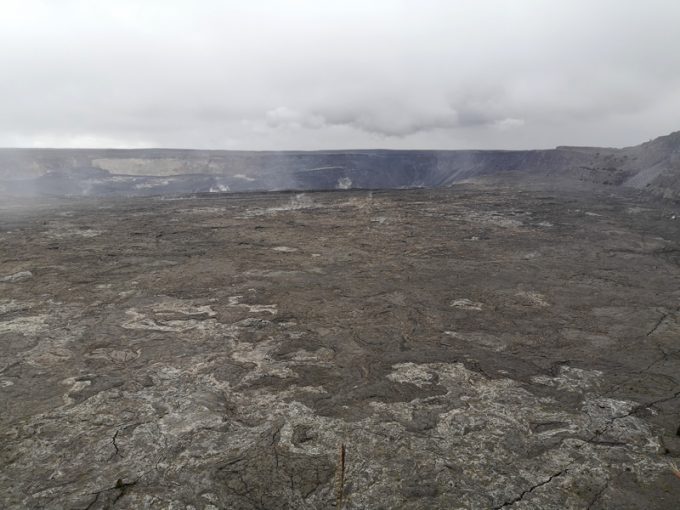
[1,185,680,509]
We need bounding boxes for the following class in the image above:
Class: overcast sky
[1,0,679,150]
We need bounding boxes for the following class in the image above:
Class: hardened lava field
[1,185,680,509]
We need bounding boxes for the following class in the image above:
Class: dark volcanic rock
[1,185,680,508]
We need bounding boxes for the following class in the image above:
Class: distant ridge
[1,131,678,198]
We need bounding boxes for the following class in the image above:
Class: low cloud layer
[1,0,679,149]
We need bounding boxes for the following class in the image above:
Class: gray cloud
[1,0,679,149]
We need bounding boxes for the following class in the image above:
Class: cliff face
[618,131,680,196]
[1,131,679,197]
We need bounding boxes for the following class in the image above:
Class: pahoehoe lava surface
[1,185,680,508]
